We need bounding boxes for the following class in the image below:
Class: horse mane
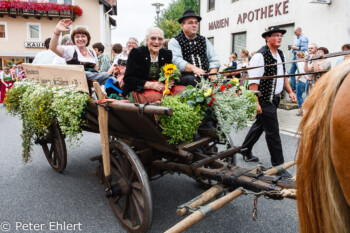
[297,60,350,233]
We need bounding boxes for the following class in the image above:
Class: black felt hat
[178,10,202,24]
[261,26,286,38]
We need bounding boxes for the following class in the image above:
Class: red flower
[228,84,232,88]
[213,83,217,87]
[212,93,215,97]
[0,0,83,16]
[220,85,226,91]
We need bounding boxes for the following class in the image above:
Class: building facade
[199,0,350,69]
[0,0,117,69]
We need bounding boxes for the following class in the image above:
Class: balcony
[0,1,82,21]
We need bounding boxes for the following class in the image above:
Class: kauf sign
[24,42,45,48]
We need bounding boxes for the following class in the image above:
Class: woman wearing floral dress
[0,66,14,104]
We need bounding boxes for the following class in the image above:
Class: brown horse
[297,60,350,233]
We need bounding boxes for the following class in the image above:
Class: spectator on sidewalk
[93,42,111,72]
[304,43,318,95]
[240,48,250,87]
[336,44,350,65]
[0,66,14,104]
[288,27,309,92]
[304,47,331,90]
[295,51,308,116]
[223,53,240,79]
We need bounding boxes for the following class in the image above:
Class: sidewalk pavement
[247,108,301,137]
[277,108,301,136]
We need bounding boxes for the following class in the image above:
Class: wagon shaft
[153,160,296,192]
[165,161,297,233]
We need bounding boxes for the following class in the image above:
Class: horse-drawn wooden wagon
[14,64,297,233]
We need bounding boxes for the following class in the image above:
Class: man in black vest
[168,10,220,86]
[240,26,296,177]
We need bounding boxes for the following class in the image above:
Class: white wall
[200,0,350,68]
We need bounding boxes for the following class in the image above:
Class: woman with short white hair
[122,27,174,103]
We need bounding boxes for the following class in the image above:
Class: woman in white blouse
[50,19,113,85]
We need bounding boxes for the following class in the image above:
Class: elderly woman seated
[123,27,184,103]
[50,19,116,86]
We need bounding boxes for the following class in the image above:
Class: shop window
[0,22,7,40]
[232,32,247,62]
[208,37,214,46]
[27,23,41,41]
[208,0,215,11]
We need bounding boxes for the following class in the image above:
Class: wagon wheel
[107,140,153,233]
[41,123,67,173]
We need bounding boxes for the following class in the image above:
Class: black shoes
[276,170,292,178]
[241,150,259,162]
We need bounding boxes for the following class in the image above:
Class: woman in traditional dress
[50,19,114,85]
[122,27,173,103]
[0,66,14,104]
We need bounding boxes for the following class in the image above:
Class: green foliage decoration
[159,95,204,144]
[5,80,89,163]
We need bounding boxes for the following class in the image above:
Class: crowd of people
[1,9,349,176]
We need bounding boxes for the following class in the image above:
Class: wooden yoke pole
[263,160,296,176]
[93,82,111,179]
[177,184,224,216]
[165,189,244,233]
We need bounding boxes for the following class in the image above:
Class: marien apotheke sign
[208,0,290,30]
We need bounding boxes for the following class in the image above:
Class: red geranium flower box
[0,0,83,16]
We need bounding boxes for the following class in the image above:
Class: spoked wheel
[107,140,153,233]
[41,123,67,172]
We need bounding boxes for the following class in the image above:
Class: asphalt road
[0,104,299,233]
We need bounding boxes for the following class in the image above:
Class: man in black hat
[240,26,296,177]
[168,10,220,86]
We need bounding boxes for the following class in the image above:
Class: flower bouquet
[159,75,257,144]
[158,64,181,95]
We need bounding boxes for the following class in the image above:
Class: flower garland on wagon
[5,80,89,163]
[158,70,257,144]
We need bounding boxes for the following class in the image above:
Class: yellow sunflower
[163,64,177,75]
